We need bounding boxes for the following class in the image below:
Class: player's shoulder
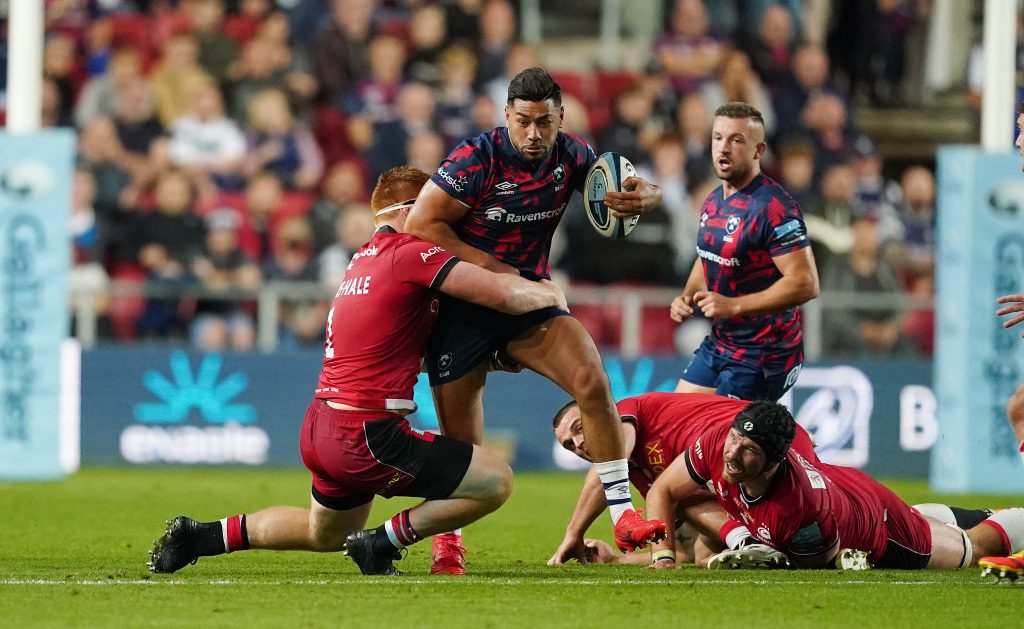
[559,130,593,152]
[447,128,501,162]
[751,173,800,207]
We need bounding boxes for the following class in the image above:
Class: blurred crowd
[31,0,936,357]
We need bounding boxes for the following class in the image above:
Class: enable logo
[119,351,269,465]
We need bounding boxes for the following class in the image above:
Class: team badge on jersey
[725,216,741,242]
[552,165,565,183]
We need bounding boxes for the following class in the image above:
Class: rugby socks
[377,510,421,554]
[719,519,755,550]
[595,459,633,524]
[219,515,250,553]
[981,508,1024,554]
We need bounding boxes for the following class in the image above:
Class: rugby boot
[344,529,404,576]
[706,543,792,570]
[834,548,871,571]
[613,509,668,552]
[148,516,210,573]
[979,550,1024,583]
[430,532,467,575]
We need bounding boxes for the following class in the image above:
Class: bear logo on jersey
[438,353,453,370]
[552,165,565,183]
[726,216,741,235]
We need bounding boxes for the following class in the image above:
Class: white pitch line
[0,578,968,587]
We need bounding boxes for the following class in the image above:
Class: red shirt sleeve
[393,237,459,289]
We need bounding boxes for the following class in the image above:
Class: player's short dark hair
[714,101,765,128]
[552,400,578,430]
[507,67,562,107]
[371,166,429,213]
[731,401,796,465]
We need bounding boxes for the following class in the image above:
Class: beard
[518,142,549,162]
[714,158,753,187]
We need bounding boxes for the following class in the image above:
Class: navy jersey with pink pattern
[430,127,597,280]
[696,173,809,371]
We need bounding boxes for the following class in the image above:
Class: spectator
[651,0,729,97]
[475,0,518,89]
[849,134,904,240]
[242,171,284,261]
[254,10,319,116]
[69,168,111,329]
[43,34,80,126]
[75,48,143,129]
[406,130,446,175]
[41,77,73,128]
[640,133,697,274]
[343,34,407,123]
[226,37,290,126]
[165,81,247,196]
[318,204,375,288]
[701,50,776,137]
[775,140,818,214]
[405,4,447,88]
[821,218,903,357]
[772,44,837,144]
[84,17,113,78]
[312,0,375,107]
[805,163,857,271]
[483,42,539,126]
[360,81,436,180]
[675,92,713,189]
[192,0,240,84]
[150,32,215,127]
[243,88,324,190]
[112,76,165,158]
[802,92,859,179]
[189,209,262,351]
[436,45,478,148]
[76,117,135,220]
[262,216,326,346]
[598,84,657,169]
[745,3,796,94]
[307,160,368,256]
[885,165,936,287]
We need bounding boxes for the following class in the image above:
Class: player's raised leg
[344,443,512,576]
[506,316,667,550]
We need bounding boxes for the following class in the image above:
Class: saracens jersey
[431,127,597,280]
[696,172,809,373]
[315,226,458,411]
[685,423,927,564]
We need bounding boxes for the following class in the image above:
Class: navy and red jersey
[315,226,458,411]
[430,127,597,280]
[696,172,809,373]
[685,423,926,564]
[618,393,755,497]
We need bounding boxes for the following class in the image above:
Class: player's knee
[484,462,514,507]
[570,363,610,404]
[307,526,347,552]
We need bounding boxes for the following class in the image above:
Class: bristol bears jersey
[696,173,809,372]
[315,227,458,410]
[685,423,916,563]
[431,127,596,280]
[618,393,754,497]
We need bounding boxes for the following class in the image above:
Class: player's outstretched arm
[441,263,566,315]
[696,246,820,319]
[548,467,607,565]
[406,180,519,274]
[645,455,701,570]
[997,294,1024,334]
[604,176,662,218]
[670,258,707,323]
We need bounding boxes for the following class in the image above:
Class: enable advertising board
[81,348,938,478]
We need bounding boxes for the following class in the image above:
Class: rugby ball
[584,152,640,239]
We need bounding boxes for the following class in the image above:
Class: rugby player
[147,166,568,576]
[406,67,667,573]
[644,401,1024,571]
[670,102,819,401]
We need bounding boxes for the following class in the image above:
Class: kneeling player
[644,401,1024,571]
[147,166,567,576]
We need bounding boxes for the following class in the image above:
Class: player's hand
[646,558,679,570]
[540,279,569,313]
[547,534,589,565]
[605,177,662,218]
[670,293,695,323]
[582,539,619,564]
[997,294,1024,334]
[694,290,740,319]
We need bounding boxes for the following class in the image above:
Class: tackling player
[405,67,667,572]
[644,401,1024,572]
[547,392,818,566]
[147,166,568,576]
[670,102,819,401]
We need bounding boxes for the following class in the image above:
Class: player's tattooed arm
[605,176,663,218]
[997,294,1024,335]
[645,454,701,569]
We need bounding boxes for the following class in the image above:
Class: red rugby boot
[430,532,466,575]
[613,509,668,552]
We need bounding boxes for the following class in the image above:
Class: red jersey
[315,227,458,411]
[685,423,923,564]
[618,393,754,497]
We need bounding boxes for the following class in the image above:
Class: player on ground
[977,103,1024,581]
[644,401,1024,571]
[670,102,819,401]
[405,67,667,572]
[147,166,569,576]
[547,392,818,566]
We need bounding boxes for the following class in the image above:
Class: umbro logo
[495,181,517,190]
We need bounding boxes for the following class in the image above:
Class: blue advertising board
[0,130,75,479]
[933,147,1024,493]
[80,348,939,479]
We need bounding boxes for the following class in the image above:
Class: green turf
[2,469,1022,628]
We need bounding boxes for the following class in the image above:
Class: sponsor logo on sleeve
[420,246,444,262]
[436,167,467,192]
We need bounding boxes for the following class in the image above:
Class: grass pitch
[2,468,1022,628]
